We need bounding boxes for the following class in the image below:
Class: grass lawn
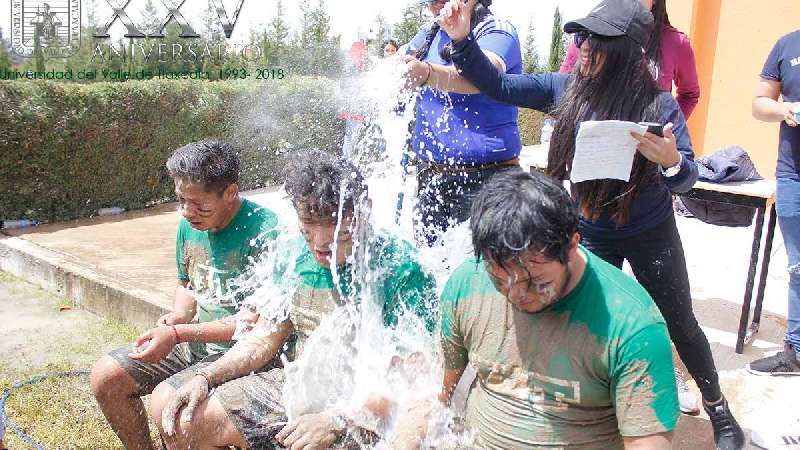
[0,272,162,450]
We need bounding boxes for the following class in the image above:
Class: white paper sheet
[570,120,648,183]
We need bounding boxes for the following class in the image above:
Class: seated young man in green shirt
[89,140,278,450]
[148,150,437,450]
[396,168,679,449]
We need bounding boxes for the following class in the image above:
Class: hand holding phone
[638,122,664,137]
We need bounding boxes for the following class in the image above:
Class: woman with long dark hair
[400,0,522,246]
[560,0,700,119]
[440,0,744,449]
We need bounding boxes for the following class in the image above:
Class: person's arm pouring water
[440,0,562,110]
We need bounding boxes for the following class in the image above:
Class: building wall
[667,0,799,179]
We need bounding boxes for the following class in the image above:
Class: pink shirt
[560,25,700,119]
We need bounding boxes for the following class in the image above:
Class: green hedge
[518,107,545,146]
[0,78,345,223]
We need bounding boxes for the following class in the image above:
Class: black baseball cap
[563,0,654,47]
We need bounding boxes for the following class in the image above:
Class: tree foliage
[522,18,541,74]
[394,3,429,46]
[547,7,567,72]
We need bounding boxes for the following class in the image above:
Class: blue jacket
[452,34,698,239]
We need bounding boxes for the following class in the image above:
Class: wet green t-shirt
[176,198,278,357]
[287,232,438,358]
[440,247,679,449]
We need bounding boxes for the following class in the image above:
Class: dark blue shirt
[407,15,522,165]
[451,35,698,239]
[761,30,800,180]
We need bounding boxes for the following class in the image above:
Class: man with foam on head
[89,140,278,450]
[396,168,679,449]
[148,149,437,450]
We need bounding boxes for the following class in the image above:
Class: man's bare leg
[150,382,249,450]
[90,356,156,450]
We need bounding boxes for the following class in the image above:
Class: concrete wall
[667,0,800,178]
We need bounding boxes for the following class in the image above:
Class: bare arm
[753,78,798,126]
[405,51,507,95]
[623,432,673,450]
[172,282,196,320]
[200,318,293,387]
[161,318,294,436]
[438,366,466,404]
[173,316,239,344]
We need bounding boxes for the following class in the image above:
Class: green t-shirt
[286,232,437,359]
[176,198,278,357]
[440,247,679,449]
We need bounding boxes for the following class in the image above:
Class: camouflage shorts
[108,343,216,396]
[109,343,285,449]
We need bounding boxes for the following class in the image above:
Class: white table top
[520,144,776,200]
[692,179,776,199]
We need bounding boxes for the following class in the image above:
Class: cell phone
[794,110,800,123]
[638,122,664,137]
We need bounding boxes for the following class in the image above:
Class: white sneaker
[674,368,700,415]
[751,429,800,449]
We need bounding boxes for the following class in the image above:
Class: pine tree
[291,0,341,76]
[262,0,290,65]
[63,0,101,79]
[547,7,566,72]
[522,18,540,74]
[0,27,11,73]
[141,0,163,37]
[394,2,428,46]
[202,0,223,41]
[85,0,98,29]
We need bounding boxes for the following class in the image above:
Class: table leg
[746,203,778,345]
[737,204,766,354]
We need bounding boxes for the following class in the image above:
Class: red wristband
[169,324,180,343]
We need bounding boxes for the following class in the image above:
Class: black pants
[581,214,722,402]
[415,164,517,246]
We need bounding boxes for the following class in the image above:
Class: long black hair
[548,34,661,226]
[646,0,672,72]
[416,0,493,62]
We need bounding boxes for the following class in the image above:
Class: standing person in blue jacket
[401,0,522,245]
[439,0,745,448]
[748,30,800,376]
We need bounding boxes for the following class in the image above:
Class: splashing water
[214,57,476,448]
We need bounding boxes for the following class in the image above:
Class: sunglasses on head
[573,31,593,49]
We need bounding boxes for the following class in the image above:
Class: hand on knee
[150,382,177,432]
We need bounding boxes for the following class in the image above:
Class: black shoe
[704,397,745,450]
[746,344,800,376]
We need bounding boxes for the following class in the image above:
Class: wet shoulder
[581,249,665,332]
[240,199,279,234]
[371,232,415,267]
[441,257,496,307]
[371,232,432,284]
